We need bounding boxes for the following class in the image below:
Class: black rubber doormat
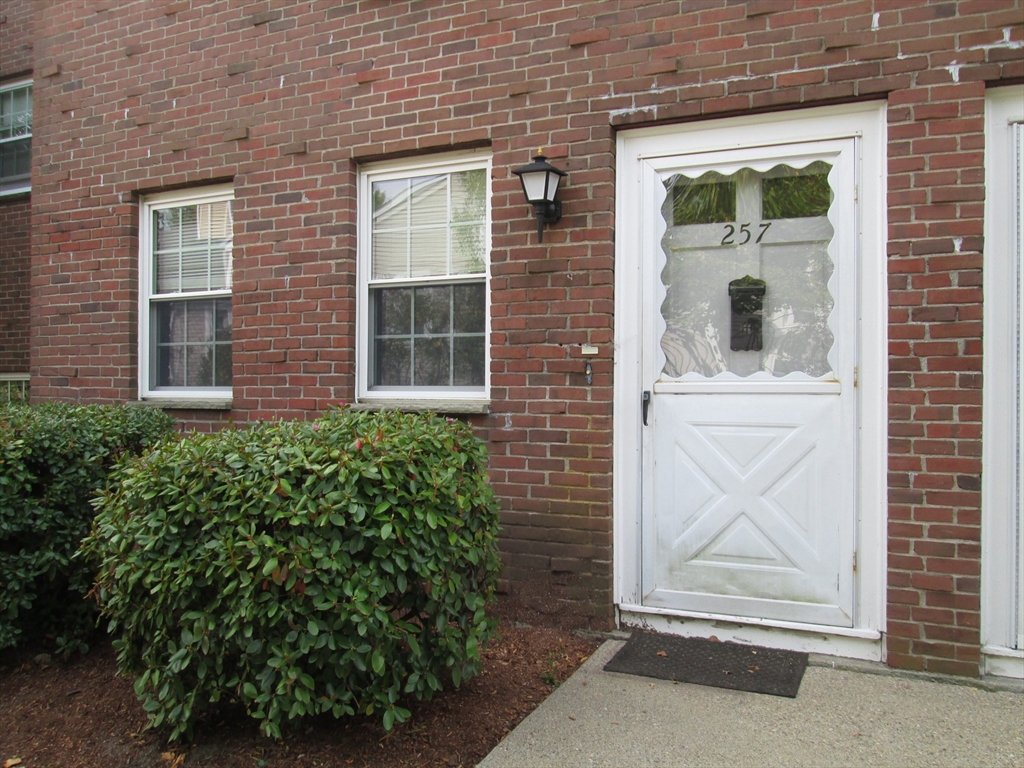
[603,632,808,697]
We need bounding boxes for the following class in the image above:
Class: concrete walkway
[479,639,1024,768]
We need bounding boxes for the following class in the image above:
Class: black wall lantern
[512,149,567,242]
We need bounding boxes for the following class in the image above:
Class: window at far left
[139,186,234,400]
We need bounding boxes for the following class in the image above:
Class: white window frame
[356,150,491,410]
[138,185,234,405]
[0,78,32,197]
[982,85,1024,678]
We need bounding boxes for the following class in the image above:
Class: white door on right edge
[637,138,859,627]
[983,87,1024,661]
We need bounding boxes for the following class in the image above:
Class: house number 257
[721,222,771,246]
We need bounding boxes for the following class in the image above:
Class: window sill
[129,397,233,411]
[0,188,30,200]
[351,399,490,414]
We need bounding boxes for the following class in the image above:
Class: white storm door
[983,86,1024,664]
[640,140,858,628]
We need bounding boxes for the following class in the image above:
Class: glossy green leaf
[78,407,500,742]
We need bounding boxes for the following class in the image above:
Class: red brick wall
[0,0,33,376]
[0,198,31,373]
[26,1,1024,670]
[0,0,33,77]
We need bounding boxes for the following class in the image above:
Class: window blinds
[154,200,233,294]
[371,169,486,280]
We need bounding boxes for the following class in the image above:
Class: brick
[221,126,250,142]
[248,10,282,26]
[7,0,1014,655]
[226,61,256,76]
[0,198,30,373]
[568,28,610,47]
[279,141,308,156]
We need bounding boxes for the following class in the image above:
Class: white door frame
[613,103,888,659]
[982,85,1024,679]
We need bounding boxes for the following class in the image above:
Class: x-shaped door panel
[646,394,851,625]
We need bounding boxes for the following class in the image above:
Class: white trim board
[982,85,1024,672]
[982,645,1024,680]
[618,606,883,662]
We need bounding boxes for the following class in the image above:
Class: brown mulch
[0,599,599,768]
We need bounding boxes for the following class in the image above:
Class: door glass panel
[671,174,736,225]
[762,163,832,219]
[660,163,835,378]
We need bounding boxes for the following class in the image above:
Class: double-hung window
[0,80,32,196]
[139,186,234,402]
[358,152,490,407]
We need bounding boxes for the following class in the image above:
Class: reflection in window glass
[671,174,735,225]
[370,168,487,279]
[762,162,832,219]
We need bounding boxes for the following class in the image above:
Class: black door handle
[642,390,651,426]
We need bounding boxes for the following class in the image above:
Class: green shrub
[83,408,501,741]
[0,402,175,654]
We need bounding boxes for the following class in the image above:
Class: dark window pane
[669,175,735,225]
[154,300,230,388]
[157,345,185,387]
[413,286,451,335]
[762,162,833,219]
[453,337,485,387]
[0,138,30,182]
[186,299,215,342]
[453,283,485,333]
[186,346,213,387]
[214,343,232,387]
[374,288,412,335]
[370,277,485,390]
[375,338,411,386]
[414,337,450,386]
[215,298,232,342]
[155,302,183,344]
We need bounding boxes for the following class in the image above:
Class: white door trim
[613,102,888,656]
[618,606,883,661]
[982,85,1024,678]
